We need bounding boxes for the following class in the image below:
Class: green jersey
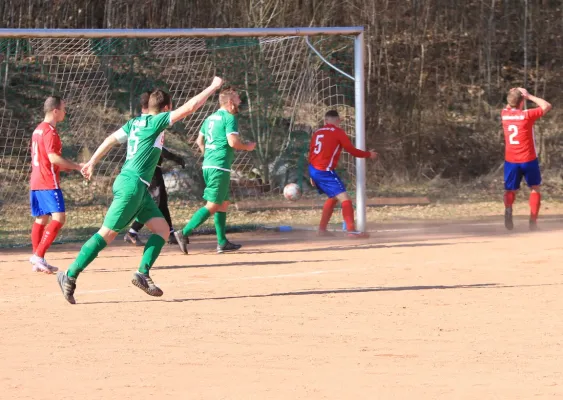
[200,109,238,171]
[114,112,171,183]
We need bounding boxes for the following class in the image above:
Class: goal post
[0,27,367,247]
[354,32,366,232]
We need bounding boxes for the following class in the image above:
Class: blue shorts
[30,189,66,217]
[504,159,542,191]
[308,165,347,198]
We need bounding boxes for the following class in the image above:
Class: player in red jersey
[308,110,377,238]
[29,96,83,273]
[502,88,551,231]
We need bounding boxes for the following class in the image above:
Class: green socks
[214,211,227,245]
[67,232,165,278]
[138,234,166,275]
[182,207,211,236]
[181,207,227,244]
[68,233,107,278]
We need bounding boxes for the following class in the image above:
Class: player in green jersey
[174,87,255,254]
[56,77,224,304]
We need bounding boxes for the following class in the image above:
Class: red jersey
[309,124,371,171]
[501,106,543,163]
[30,122,62,190]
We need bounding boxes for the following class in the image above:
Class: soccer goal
[0,27,366,247]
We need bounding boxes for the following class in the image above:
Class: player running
[123,91,186,246]
[29,96,83,273]
[174,87,256,254]
[56,77,224,304]
[308,110,377,238]
[502,87,552,231]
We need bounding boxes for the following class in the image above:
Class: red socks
[341,200,356,232]
[31,223,46,253]
[529,192,541,221]
[319,199,356,232]
[35,220,63,257]
[504,191,515,208]
[319,198,338,231]
[504,191,541,221]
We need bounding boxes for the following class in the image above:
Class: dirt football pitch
[1,216,563,399]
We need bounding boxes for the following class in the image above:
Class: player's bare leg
[503,190,516,231]
[57,226,116,304]
[31,212,66,273]
[175,201,220,254]
[529,186,541,231]
[131,217,168,297]
[215,201,241,253]
[335,192,370,239]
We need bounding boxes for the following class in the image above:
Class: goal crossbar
[0,27,367,232]
[0,27,363,38]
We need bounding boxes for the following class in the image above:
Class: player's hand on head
[517,87,530,98]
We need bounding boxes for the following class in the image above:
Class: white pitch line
[0,267,369,303]
[0,288,121,303]
[220,267,368,282]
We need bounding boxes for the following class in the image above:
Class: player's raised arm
[517,88,552,114]
[169,77,224,125]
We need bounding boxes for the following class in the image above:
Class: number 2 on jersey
[313,134,324,154]
[508,125,519,145]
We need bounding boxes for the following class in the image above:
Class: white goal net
[0,29,364,247]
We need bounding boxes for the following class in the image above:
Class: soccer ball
[283,183,302,201]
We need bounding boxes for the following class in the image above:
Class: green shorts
[102,173,163,232]
[202,168,231,204]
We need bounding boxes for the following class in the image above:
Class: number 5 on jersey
[127,128,140,159]
[314,134,324,154]
[508,125,519,145]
